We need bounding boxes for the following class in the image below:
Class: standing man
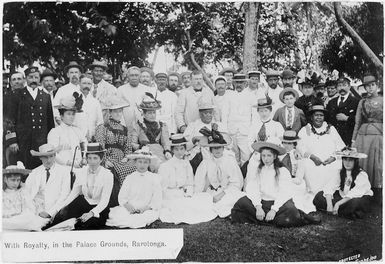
[41,69,58,124]
[168,72,181,93]
[265,70,284,115]
[140,67,157,94]
[175,70,218,133]
[281,68,303,96]
[117,66,153,130]
[324,79,338,106]
[154,72,178,134]
[7,66,55,169]
[181,71,192,89]
[326,76,359,146]
[219,67,236,91]
[88,60,117,122]
[214,76,234,122]
[244,70,265,122]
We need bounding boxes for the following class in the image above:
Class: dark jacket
[273,106,307,133]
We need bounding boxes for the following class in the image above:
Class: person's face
[26,72,40,88]
[42,76,56,92]
[191,74,203,89]
[282,142,295,152]
[172,145,186,159]
[80,77,93,96]
[87,153,102,168]
[156,77,167,91]
[267,76,279,89]
[261,148,276,166]
[300,84,314,97]
[311,111,324,128]
[365,82,378,96]
[168,76,179,92]
[234,81,246,92]
[67,67,81,85]
[199,109,214,124]
[143,110,156,122]
[215,80,227,95]
[135,158,150,173]
[224,72,234,83]
[342,157,356,171]
[326,85,338,97]
[40,154,56,169]
[283,94,296,108]
[61,110,76,125]
[182,74,191,87]
[258,107,272,120]
[10,73,24,90]
[110,108,123,121]
[337,81,350,96]
[211,146,224,158]
[92,67,105,83]
[140,71,152,86]
[103,74,113,84]
[128,69,141,87]
[4,175,21,190]
[282,77,295,88]
[248,76,260,89]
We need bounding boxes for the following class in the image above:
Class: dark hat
[281,69,296,79]
[3,161,31,178]
[247,70,261,78]
[360,75,377,86]
[82,143,107,154]
[297,77,314,87]
[253,96,274,109]
[24,66,40,76]
[337,76,351,84]
[219,67,236,76]
[279,88,299,102]
[170,134,188,146]
[308,104,328,115]
[199,126,230,147]
[56,92,83,112]
[233,74,248,82]
[138,92,161,110]
[141,67,154,78]
[41,69,57,80]
[280,130,300,143]
[325,79,337,87]
[64,61,83,73]
[155,72,168,79]
[314,83,325,90]
[88,60,108,71]
[265,69,281,78]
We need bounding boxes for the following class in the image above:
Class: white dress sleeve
[345,171,372,199]
[271,168,293,212]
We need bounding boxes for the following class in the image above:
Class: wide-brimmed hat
[198,96,215,110]
[41,69,57,80]
[64,61,83,73]
[30,144,59,157]
[308,104,328,115]
[297,77,314,87]
[141,67,154,78]
[253,96,274,109]
[138,92,161,110]
[101,95,129,110]
[3,161,31,176]
[233,74,248,82]
[266,69,281,78]
[198,126,231,147]
[279,88,299,102]
[55,92,83,112]
[251,139,286,155]
[219,67,236,76]
[335,147,367,159]
[127,146,157,160]
[248,70,261,78]
[82,143,107,154]
[88,60,108,71]
[281,69,296,79]
[170,134,188,146]
[280,130,300,143]
[359,75,377,87]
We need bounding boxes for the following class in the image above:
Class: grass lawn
[143,203,382,262]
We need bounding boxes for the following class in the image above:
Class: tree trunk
[334,2,383,72]
[242,2,260,72]
[283,2,302,69]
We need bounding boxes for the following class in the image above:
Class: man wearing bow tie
[326,76,359,146]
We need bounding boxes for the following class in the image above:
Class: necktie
[285,153,293,176]
[287,108,293,128]
[45,168,50,182]
[258,121,267,142]
[93,84,98,98]
[338,96,345,107]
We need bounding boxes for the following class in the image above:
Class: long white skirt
[291,180,317,214]
[160,191,217,224]
[207,189,245,218]
[3,212,50,231]
[106,206,159,229]
[303,159,341,194]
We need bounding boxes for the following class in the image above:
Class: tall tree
[242,2,260,72]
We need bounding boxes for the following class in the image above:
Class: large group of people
[2,61,383,231]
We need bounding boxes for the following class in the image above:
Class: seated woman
[313,147,373,219]
[159,134,217,224]
[132,93,172,171]
[106,147,162,228]
[48,92,87,170]
[231,140,320,227]
[194,128,244,218]
[3,162,50,231]
[48,143,113,230]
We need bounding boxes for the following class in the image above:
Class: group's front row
[3,131,373,231]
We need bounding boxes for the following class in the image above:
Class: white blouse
[247,119,284,153]
[158,156,194,192]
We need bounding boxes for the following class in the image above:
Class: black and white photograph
[1,1,383,262]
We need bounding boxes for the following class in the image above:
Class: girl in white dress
[3,162,49,231]
[159,134,217,224]
[107,147,162,228]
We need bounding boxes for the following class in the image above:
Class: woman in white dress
[195,128,244,218]
[159,134,217,224]
[106,147,162,228]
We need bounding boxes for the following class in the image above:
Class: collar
[44,163,55,171]
[27,85,38,91]
[88,166,101,175]
[261,118,271,124]
[137,170,147,176]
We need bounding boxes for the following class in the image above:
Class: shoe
[303,212,321,224]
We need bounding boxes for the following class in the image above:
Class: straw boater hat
[138,93,162,110]
[55,92,83,112]
[251,138,286,155]
[198,96,215,110]
[198,126,231,147]
[279,88,299,102]
[232,74,248,82]
[170,134,188,146]
[64,61,83,73]
[128,146,157,160]
[30,144,59,157]
[308,104,328,115]
[219,67,236,76]
[88,60,108,71]
[265,69,281,79]
[280,130,300,143]
[335,147,367,159]
[101,95,129,110]
[247,70,261,78]
[214,76,227,85]
[3,161,31,177]
[253,96,274,109]
[82,142,107,154]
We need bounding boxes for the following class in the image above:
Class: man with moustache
[181,71,192,89]
[214,76,235,122]
[153,72,178,134]
[6,66,55,169]
[140,67,157,94]
[265,70,284,115]
[41,69,58,125]
[326,76,359,145]
[168,72,181,94]
[281,68,303,96]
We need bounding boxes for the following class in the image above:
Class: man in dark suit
[326,76,359,146]
[295,77,323,122]
[6,66,55,169]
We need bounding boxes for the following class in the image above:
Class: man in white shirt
[118,66,153,131]
[214,76,234,122]
[168,72,181,93]
[219,67,236,91]
[244,70,266,122]
[265,70,284,115]
[140,67,157,94]
[26,144,71,221]
[181,71,192,90]
[154,72,178,134]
